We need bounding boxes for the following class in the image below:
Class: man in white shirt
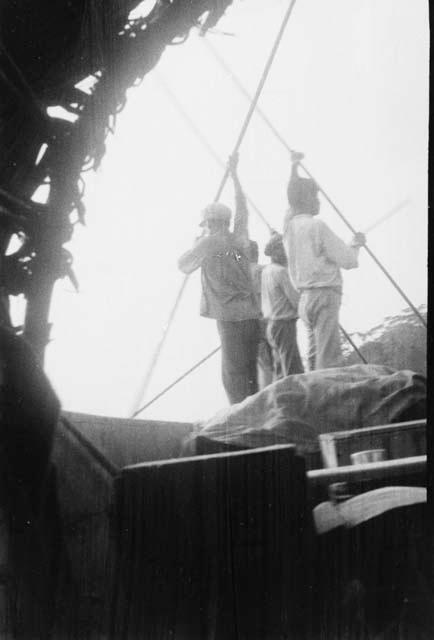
[261,233,304,379]
[283,152,365,370]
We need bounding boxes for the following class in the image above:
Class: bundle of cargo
[186,364,426,467]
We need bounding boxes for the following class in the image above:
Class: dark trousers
[216,318,260,404]
[266,318,304,379]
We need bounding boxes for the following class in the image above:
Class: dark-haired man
[283,152,365,370]
[178,154,260,404]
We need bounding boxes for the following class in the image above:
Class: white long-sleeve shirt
[283,213,359,291]
[261,263,299,320]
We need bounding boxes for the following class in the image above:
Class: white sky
[28,0,428,422]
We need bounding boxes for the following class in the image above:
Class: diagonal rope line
[132,321,368,417]
[131,346,221,418]
[212,0,298,202]
[131,87,372,415]
[339,326,367,364]
[129,0,298,417]
[157,74,368,364]
[202,36,427,329]
[362,199,410,235]
[157,74,273,232]
[128,274,189,415]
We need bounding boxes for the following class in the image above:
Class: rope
[132,88,377,417]
[132,322,370,417]
[202,37,427,329]
[132,347,221,418]
[158,74,367,362]
[339,326,367,364]
[129,0,298,417]
[128,275,188,415]
[134,77,372,414]
[212,0,298,202]
[157,74,273,232]
[362,199,410,235]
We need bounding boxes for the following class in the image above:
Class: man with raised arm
[178,153,261,404]
[283,152,366,370]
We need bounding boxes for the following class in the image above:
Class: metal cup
[350,449,386,465]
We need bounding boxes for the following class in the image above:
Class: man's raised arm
[320,222,366,270]
[178,235,210,274]
[229,153,249,246]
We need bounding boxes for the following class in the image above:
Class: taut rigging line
[157,76,367,352]
[202,35,426,329]
[133,316,369,417]
[129,0,298,417]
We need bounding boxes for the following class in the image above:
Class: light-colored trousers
[299,288,342,370]
[257,325,274,389]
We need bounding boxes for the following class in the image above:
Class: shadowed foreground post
[110,445,309,639]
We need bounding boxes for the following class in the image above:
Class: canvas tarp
[188,365,426,455]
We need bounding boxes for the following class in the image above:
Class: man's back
[177,152,261,404]
[200,232,259,321]
[284,214,358,291]
[178,230,259,321]
[261,263,298,321]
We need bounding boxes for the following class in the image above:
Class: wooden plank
[319,420,426,468]
[309,455,426,485]
[51,419,118,638]
[59,416,119,477]
[122,442,295,471]
[307,455,426,507]
[111,445,309,640]
[320,419,425,441]
[62,411,194,469]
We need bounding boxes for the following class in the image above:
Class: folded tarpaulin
[189,365,426,455]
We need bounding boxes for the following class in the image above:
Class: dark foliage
[0,0,233,356]
[342,306,427,375]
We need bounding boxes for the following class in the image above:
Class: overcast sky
[30,0,428,422]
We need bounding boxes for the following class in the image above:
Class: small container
[328,482,352,504]
[350,449,386,465]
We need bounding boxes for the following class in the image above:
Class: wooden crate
[319,419,426,468]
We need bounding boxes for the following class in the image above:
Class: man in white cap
[283,152,366,370]
[261,232,304,379]
[178,154,261,404]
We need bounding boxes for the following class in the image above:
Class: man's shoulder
[263,263,286,278]
[294,215,331,238]
[201,233,250,261]
[287,213,317,228]
[312,216,329,230]
[200,234,230,251]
